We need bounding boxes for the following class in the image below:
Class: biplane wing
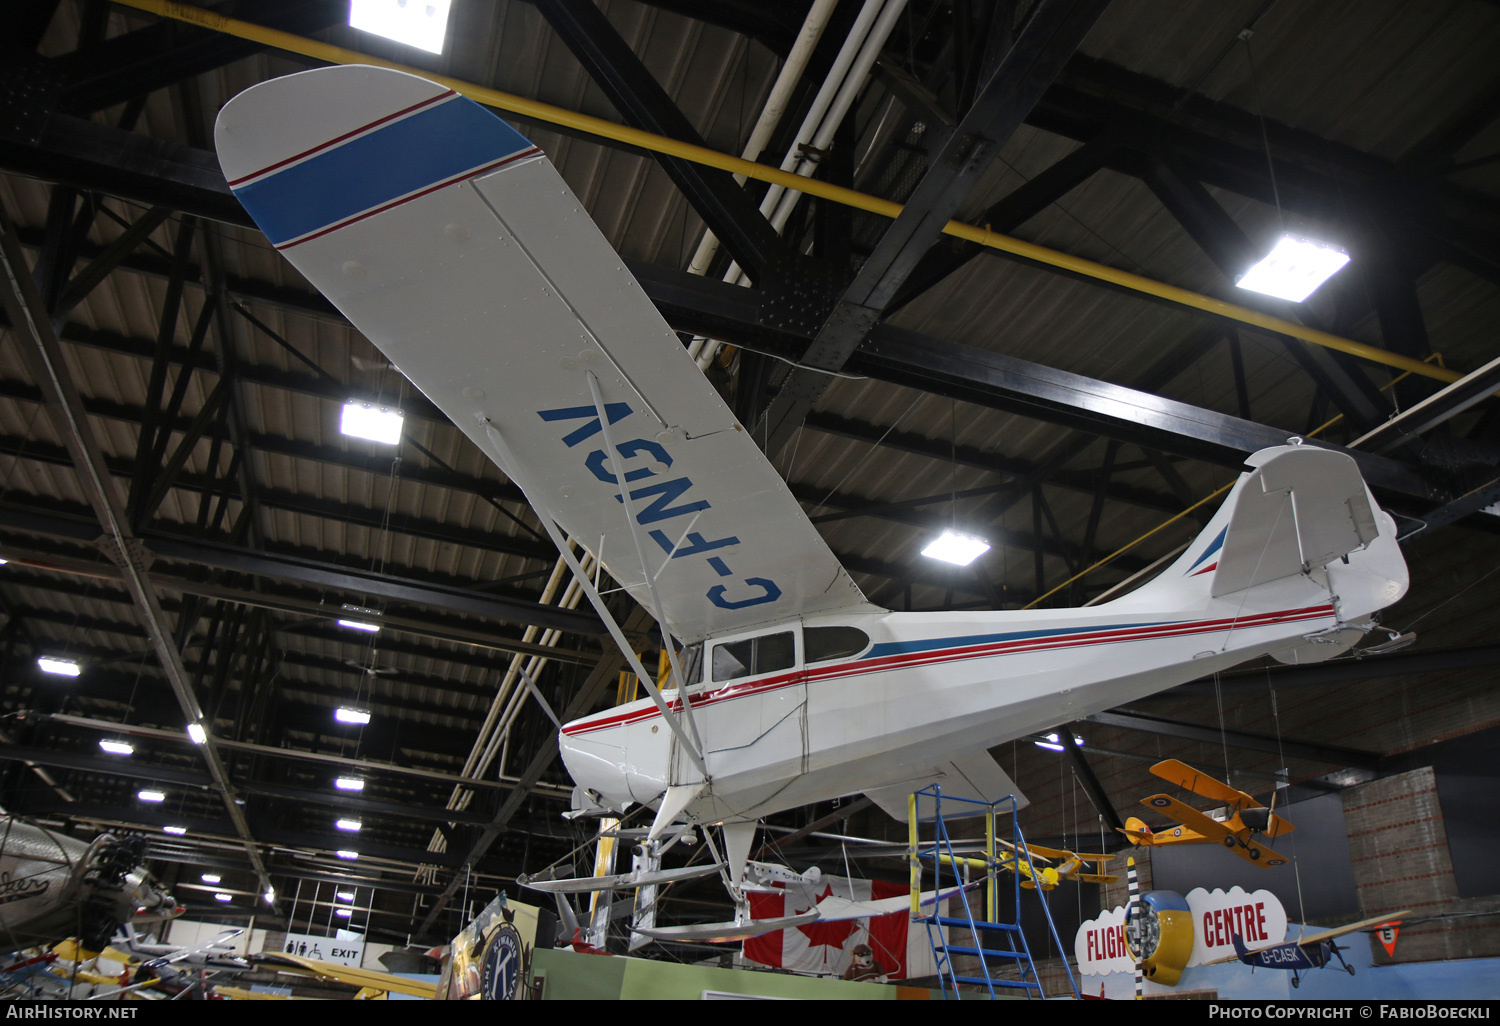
[1150,759,1260,812]
[215,65,876,645]
[520,861,723,894]
[1142,795,1290,867]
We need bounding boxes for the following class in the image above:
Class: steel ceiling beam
[756,0,1110,455]
[0,198,278,902]
[1081,709,1383,771]
[533,0,785,283]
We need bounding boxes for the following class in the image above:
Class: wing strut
[481,419,709,779]
[585,370,704,755]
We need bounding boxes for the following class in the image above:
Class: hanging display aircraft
[1120,759,1295,867]
[215,65,1411,939]
[1003,841,1118,889]
[1204,912,1410,988]
[0,817,181,954]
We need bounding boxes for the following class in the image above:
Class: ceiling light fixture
[264,889,276,903]
[215,893,233,903]
[163,825,188,836]
[1236,235,1351,302]
[335,707,372,725]
[186,723,207,745]
[336,818,362,833]
[348,0,452,54]
[98,739,134,756]
[337,619,380,633]
[201,874,221,885]
[137,789,166,803]
[335,850,359,861]
[334,907,353,918]
[37,657,81,677]
[334,776,366,792]
[339,401,404,444]
[1034,731,1085,752]
[921,529,991,567]
[336,891,356,902]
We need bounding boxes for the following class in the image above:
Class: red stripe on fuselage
[560,605,1334,737]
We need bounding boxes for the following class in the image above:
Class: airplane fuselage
[561,570,1339,824]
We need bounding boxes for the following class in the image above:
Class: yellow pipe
[113,0,1460,388]
[985,808,996,924]
[907,792,919,919]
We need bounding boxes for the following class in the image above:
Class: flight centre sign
[1076,886,1288,977]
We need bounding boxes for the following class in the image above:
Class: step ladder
[908,785,1080,1000]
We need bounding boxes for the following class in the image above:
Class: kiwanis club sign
[1075,886,1289,978]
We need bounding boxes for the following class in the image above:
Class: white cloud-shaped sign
[1074,886,1288,977]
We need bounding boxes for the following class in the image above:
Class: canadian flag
[742,876,943,980]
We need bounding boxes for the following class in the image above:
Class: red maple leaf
[794,885,858,949]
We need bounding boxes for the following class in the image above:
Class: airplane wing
[252,954,438,999]
[1143,796,1291,867]
[519,862,723,894]
[1291,911,1411,948]
[864,749,1029,820]
[214,64,876,644]
[1150,759,1259,812]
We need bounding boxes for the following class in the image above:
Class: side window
[675,643,703,687]
[804,626,869,664]
[712,630,796,682]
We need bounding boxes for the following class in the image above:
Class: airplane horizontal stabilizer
[519,862,724,894]
[633,912,820,944]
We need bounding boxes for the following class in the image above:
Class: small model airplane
[1204,912,1409,988]
[1119,759,1295,867]
[216,66,1410,938]
[1004,841,1117,889]
[110,924,249,970]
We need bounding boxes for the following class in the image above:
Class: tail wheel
[1291,975,1300,989]
[1346,965,1356,976]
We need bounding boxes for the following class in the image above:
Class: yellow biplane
[995,840,1118,890]
[1120,759,1294,867]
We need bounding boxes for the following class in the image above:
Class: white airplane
[215,66,1410,940]
[111,923,249,970]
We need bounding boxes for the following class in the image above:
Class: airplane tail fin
[1232,932,1251,961]
[1119,817,1153,844]
[1105,443,1407,633]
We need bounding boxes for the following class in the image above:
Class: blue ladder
[908,786,1080,1000]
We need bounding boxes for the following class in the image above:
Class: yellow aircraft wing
[1150,759,1259,812]
[253,954,438,999]
[1144,796,1291,867]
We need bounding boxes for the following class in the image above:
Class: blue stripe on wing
[232,96,531,246]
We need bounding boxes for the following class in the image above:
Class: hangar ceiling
[1,0,1498,945]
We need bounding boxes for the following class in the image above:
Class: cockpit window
[712,630,795,682]
[674,643,703,687]
[804,626,870,663]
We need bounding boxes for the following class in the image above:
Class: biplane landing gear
[1248,848,1262,861]
[1223,836,1237,848]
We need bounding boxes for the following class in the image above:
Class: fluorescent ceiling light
[137,790,166,803]
[201,874,221,885]
[335,707,372,725]
[337,619,380,633]
[921,529,991,567]
[0,557,8,565]
[334,776,366,792]
[99,739,134,756]
[1236,235,1351,302]
[215,893,233,903]
[334,908,353,918]
[163,825,188,835]
[38,657,81,677]
[349,0,452,54]
[186,723,207,745]
[340,401,404,444]
[335,850,359,861]
[336,891,356,902]
[336,818,363,833]
[1034,731,1084,752]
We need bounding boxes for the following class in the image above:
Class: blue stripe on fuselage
[232,97,531,246]
[861,621,1172,659]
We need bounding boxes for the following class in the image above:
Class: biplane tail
[1111,443,1407,656]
